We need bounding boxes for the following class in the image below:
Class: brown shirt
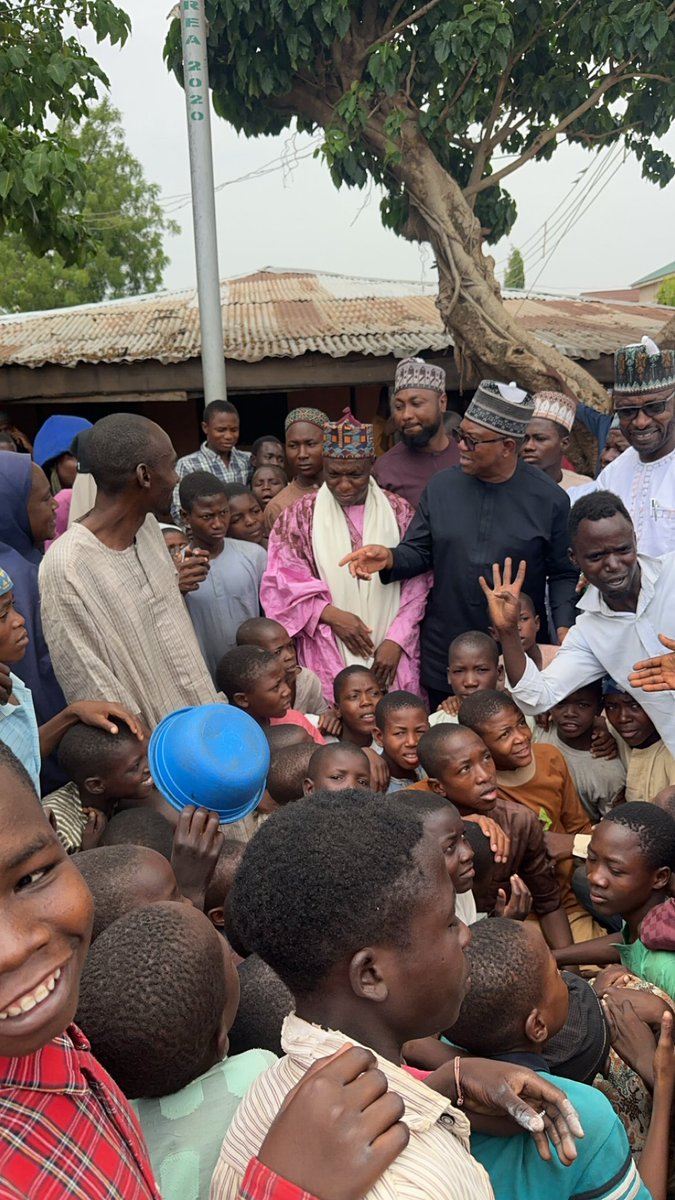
[372,439,460,509]
[411,782,561,916]
[264,479,318,533]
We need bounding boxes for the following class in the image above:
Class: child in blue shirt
[445,918,671,1200]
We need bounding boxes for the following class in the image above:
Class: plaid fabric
[239,1159,318,1200]
[0,1025,159,1199]
[172,443,252,521]
[640,898,675,951]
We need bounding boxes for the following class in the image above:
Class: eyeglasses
[615,391,675,423]
[452,428,508,452]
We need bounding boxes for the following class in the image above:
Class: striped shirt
[39,515,217,729]
[41,781,85,853]
[172,444,252,522]
[0,1025,159,1200]
[210,1014,494,1200]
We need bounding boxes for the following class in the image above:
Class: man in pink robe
[261,411,431,706]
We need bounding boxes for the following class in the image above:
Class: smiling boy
[0,743,159,1197]
[603,680,675,803]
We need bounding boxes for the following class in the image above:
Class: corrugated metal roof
[632,260,675,287]
[0,268,670,370]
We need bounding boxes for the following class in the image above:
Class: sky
[88,0,675,297]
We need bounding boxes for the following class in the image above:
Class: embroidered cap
[0,568,13,597]
[532,391,577,433]
[323,409,375,458]
[394,357,446,395]
[284,407,329,433]
[614,337,675,396]
[464,380,534,437]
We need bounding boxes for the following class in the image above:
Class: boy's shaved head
[265,724,312,750]
[76,902,230,1097]
[333,664,379,704]
[179,469,228,512]
[375,690,428,730]
[216,645,276,697]
[228,955,294,1058]
[236,617,285,645]
[99,807,174,860]
[449,631,498,664]
[57,723,140,784]
[417,723,479,779]
[446,919,547,1054]
[266,743,315,806]
[458,689,520,731]
[603,802,675,871]
[74,845,181,941]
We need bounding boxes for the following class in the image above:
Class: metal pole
[179,0,227,401]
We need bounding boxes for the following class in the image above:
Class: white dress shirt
[508,554,675,755]
[568,446,675,557]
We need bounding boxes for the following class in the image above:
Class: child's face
[227,494,265,545]
[0,592,28,663]
[430,730,499,814]
[600,428,629,468]
[382,833,471,1036]
[0,766,93,1056]
[550,687,600,742]
[586,821,666,918]
[603,691,659,749]
[252,468,285,509]
[375,706,429,775]
[337,672,383,740]
[244,663,292,720]
[90,742,153,802]
[162,528,189,560]
[423,807,475,893]
[475,705,532,771]
[184,494,230,551]
[253,441,285,470]
[516,600,540,653]
[305,748,371,794]
[521,418,564,474]
[250,623,298,686]
[447,646,499,697]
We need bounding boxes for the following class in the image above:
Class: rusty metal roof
[0,268,670,370]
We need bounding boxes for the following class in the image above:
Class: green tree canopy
[504,247,525,289]
[1,0,130,261]
[0,101,179,313]
[166,0,675,405]
[657,276,675,306]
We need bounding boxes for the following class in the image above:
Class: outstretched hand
[171,805,223,909]
[66,701,145,740]
[340,544,394,581]
[478,559,527,636]
[628,633,675,693]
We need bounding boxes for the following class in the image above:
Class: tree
[0,101,179,313]
[1,0,130,261]
[504,247,525,290]
[166,0,675,407]
[657,276,675,306]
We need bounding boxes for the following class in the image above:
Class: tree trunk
[388,117,610,409]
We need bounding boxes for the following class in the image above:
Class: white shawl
[311,478,401,667]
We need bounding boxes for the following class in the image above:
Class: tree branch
[435,60,478,127]
[366,0,443,53]
[465,73,635,196]
[466,70,510,193]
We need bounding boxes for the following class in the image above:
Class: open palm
[478,558,527,635]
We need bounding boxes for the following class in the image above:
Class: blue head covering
[33,415,93,469]
[0,567,13,596]
[0,455,66,782]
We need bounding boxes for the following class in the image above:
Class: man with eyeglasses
[569,339,675,555]
[342,381,578,709]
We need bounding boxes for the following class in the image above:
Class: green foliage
[504,247,525,289]
[0,0,130,260]
[164,0,675,246]
[657,276,675,306]
[0,101,178,313]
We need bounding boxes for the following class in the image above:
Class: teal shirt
[617,920,675,1002]
[132,1048,276,1200]
[471,1072,650,1200]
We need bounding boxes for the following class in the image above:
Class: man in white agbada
[569,337,675,554]
[260,412,430,705]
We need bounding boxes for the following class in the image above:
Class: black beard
[400,420,442,449]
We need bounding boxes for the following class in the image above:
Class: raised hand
[493,875,532,920]
[478,558,527,636]
[628,633,675,693]
[340,544,394,581]
[171,804,223,909]
[176,547,210,594]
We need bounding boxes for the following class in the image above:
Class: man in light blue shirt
[482,489,675,755]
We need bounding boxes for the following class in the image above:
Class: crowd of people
[0,334,674,1199]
